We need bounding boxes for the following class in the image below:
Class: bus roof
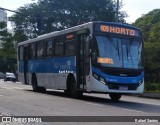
[18,22,93,46]
[18,21,140,46]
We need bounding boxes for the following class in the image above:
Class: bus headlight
[139,78,144,85]
[93,73,99,80]
[100,77,105,84]
[93,73,106,84]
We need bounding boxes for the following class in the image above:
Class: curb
[138,93,160,99]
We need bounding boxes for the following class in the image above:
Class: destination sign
[97,57,114,64]
[95,24,141,37]
[67,34,74,39]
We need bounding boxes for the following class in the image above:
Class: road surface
[0,80,159,125]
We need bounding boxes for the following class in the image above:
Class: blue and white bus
[18,21,144,101]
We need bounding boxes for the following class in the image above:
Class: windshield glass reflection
[94,36,143,69]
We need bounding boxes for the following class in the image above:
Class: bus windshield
[94,35,143,69]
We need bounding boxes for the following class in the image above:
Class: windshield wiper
[127,39,134,68]
[116,40,120,60]
[126,42,130,59]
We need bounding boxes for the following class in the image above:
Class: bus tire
[109,93,122,101]
[67,76,82,98]
[32,75,46,92]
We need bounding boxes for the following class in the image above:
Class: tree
[10,0,127,42]
[0,22,16,73]
[134,9,160,83]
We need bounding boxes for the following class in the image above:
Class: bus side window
[64,41,75,56]
[19,46,24,61]
[46,40,53,57]
[54,38,64,56]
[30,43,36,59]
[36,41,44,58]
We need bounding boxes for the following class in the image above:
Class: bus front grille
[107,82,139,90]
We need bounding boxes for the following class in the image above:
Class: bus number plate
[119,86,128,90]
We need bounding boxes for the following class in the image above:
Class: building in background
[0,9,7,47]
[0,9,7,22]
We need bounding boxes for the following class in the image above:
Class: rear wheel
[109,93,122,101]
[32,75,46,92]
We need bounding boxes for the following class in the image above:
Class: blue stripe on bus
[92,67,144,84]
[19,56,76,73]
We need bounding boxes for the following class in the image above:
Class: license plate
[119,86,128,90]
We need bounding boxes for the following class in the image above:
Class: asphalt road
[0,79,160,125]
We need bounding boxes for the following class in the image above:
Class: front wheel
[67,77,83,98]
[109,93,122,101]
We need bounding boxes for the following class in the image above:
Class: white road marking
[125,98,160,106]
[0,95,4,96]
[1,86,12,89]
[138,101,160,106]
[122,108,145,113]
[58,98,73,101]
[0,87,24,90]
[12,87,24,90]
[86,102,103,107]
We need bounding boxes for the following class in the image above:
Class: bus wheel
[67,78,82,98]
[109,93,122,101]
[32,75,46,92]
[32,75,39,92]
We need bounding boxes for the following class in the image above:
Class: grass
[144,83,160,92]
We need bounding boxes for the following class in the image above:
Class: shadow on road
[26,89,160,114]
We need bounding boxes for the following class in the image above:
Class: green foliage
[10,0,127,42]
[134,9,160,84]
[145,83,160,92]
[1,0,127,73]
[0,22,16,73]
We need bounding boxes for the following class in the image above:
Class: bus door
[76,30,90,90]
[23,45,29,84]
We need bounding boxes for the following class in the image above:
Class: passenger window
[55,38,64,56]
[30,43,36,59]
[37,41,44,58]
[65,41,75,56]
[46,40,53,57]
